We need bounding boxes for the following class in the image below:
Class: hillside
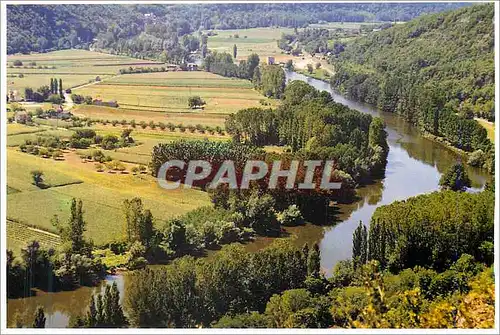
[7,3,470,55]
[330,4,494,172]
[331,4,494,123]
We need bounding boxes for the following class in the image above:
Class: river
[6,71,491,327]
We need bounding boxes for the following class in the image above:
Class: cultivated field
[6,123,212,246]
[205,27,295,60]
[6,49,272,251]
[73,105,227,127]
[7,49,162,93]
[73,71,276,115]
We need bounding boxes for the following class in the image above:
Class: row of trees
[203,52,260,80]
[50,78,64,98]
[23,79,64,103]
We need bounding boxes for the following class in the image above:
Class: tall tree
[439,163,471,191]
[59,78,63,97]
[32,306,46,328]
[307,243,321,277]
[53,198,87,255]
[53,78,58,95]
[233,44,238,59]
[352,221,368,269]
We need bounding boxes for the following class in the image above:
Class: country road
[63,74,121,111]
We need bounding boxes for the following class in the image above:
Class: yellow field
[476,118,495,144]
[74,105,227,127]
[7,49,162,93]
[206,27,295,60]
[73,71,276,115]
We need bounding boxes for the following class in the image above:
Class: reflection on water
[7,275,124,328]
[7,71,491,327]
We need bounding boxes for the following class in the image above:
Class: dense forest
[7,3,470,54]
[330,4,494,170]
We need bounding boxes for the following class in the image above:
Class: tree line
[225,80,388,183]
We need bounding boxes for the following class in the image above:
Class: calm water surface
[7,71,490,327]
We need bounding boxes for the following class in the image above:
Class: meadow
[205,27,295,60]
[73,71,276,115]
[7,49,161,92]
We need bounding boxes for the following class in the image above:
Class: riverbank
[293,70,493,170]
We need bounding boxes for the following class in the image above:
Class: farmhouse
[8,90,20,102]
[48,105,72,119]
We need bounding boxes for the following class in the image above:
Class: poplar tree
[59,78,63,97]
[32,306,46,328]
[352,221,368,269]
[307,243,321,277]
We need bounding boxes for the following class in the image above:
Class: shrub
[101,135,120,150]
[95,163,105,172]
[48,94,63,104]
[468,149,486,167]
[276,205,304,226]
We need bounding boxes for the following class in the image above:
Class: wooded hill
[7,3,469,54]
[331,4,494,155]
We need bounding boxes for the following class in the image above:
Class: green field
[7,49,161,93]
[73,105,228,127]
[6,127,211,246]
[206,27,295,60]
[7,220,61,257]
[73,71,276,115]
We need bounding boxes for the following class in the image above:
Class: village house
[8,90,21,102]
[48,105,72,119]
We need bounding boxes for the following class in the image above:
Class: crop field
[7,49,161,92]
[7,220,61,257]
[206,27,295,60]
[6,122,215,246]
[87,126,230,164]
[74,105,228,127]
[7,126,73,147]
[6,148,210,246]
[73,71,275,115]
